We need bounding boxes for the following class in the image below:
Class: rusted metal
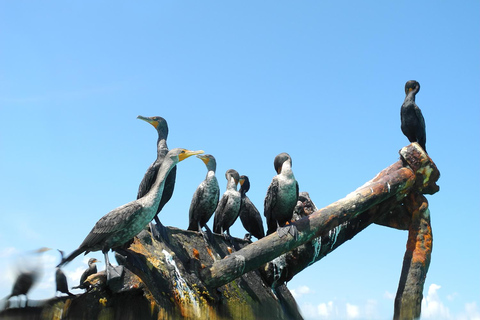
[394,192,433,320]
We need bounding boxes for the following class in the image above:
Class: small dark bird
[4,247,51,308]
[264,153,299,238]
[136,115,176,240]
[187,154,220,241]
[58,148,203,282]
[55,250,75,296]
[213,169,241,241]
[401,80,427,152]
[71,258,99,291]
[238,175,265,240]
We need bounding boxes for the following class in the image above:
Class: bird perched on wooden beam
[264,152,299,239]
[57,148,203,283]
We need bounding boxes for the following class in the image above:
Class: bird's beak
[196,154,210,165]
[137,115,159,129]
[36,247,52,253]
[179,150,204,162]
[93,259,100,263]
[239,178,245,186]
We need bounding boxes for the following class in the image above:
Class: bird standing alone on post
[401,80,427,153]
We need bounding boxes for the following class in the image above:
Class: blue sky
[1,2,479,319]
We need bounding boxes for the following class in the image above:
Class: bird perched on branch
[4,247,51,308]
[238,175,265,240]
[401,80,427,153]
[136,115,176,240]
[55,250,75,296]
[188,154,220,241]
[71,257,99,291]
[264,152,299,238]
[213,169,241,242]
[58,148,203,283]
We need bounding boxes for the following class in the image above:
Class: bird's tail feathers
[57,247,85,268]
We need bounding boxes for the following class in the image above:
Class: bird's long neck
[206,169,215,180]
[404,90,417,104]
[157,137,169,158]
[227,176,237,191]
[142,157,175,207]
[281,160,294,178]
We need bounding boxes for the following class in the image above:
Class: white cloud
[384,290,395,300]
[346,303,360,319]
[421,284,452,319]
[291,285,314,299]
[317,301,334,318]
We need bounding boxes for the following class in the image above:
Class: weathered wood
[0,143,440,319]
[261,195,402,286]
[200,143,439,289]
[394,192,432,320]
[201,144,434,287]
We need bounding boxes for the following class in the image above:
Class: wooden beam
[200,144,438,288]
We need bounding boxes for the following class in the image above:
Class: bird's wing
[137,163,158,199]
[415,106,427,149]
[188,182,206,230]
[213,194,229,233]
[264,178,279,234]
[244,196,265,239]
[80,202,143,249]
[296,180,299,201]
[158,166,176,212]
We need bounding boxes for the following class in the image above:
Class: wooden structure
[0,143,440,320]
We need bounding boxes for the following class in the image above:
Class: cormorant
[136,115,176,240]
[58,148,203,282]
[187,154,220,241]
[4,247,51,308]
[71,258,99,290]
[238,175,265,240]
[55,250,75,296]
[264,152,299,238]
[213,169,241,241]
[400,80,427,153]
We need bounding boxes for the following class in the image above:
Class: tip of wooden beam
[399,143,440,195]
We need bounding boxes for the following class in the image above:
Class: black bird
[71,258,99,290]
[264,153,299,238]
[136,115,176,240]
[55,250,75,296]
[58,148,203,282]
[401,80,427,152]
[4,247,51,308]
[187,154,220,240]
[213,169,241,241]
[238,175,265,240]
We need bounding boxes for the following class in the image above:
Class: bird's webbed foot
[150,220,169,244]
[244,233,252,242]
[277,223,298,240]
[106,263,124,285]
